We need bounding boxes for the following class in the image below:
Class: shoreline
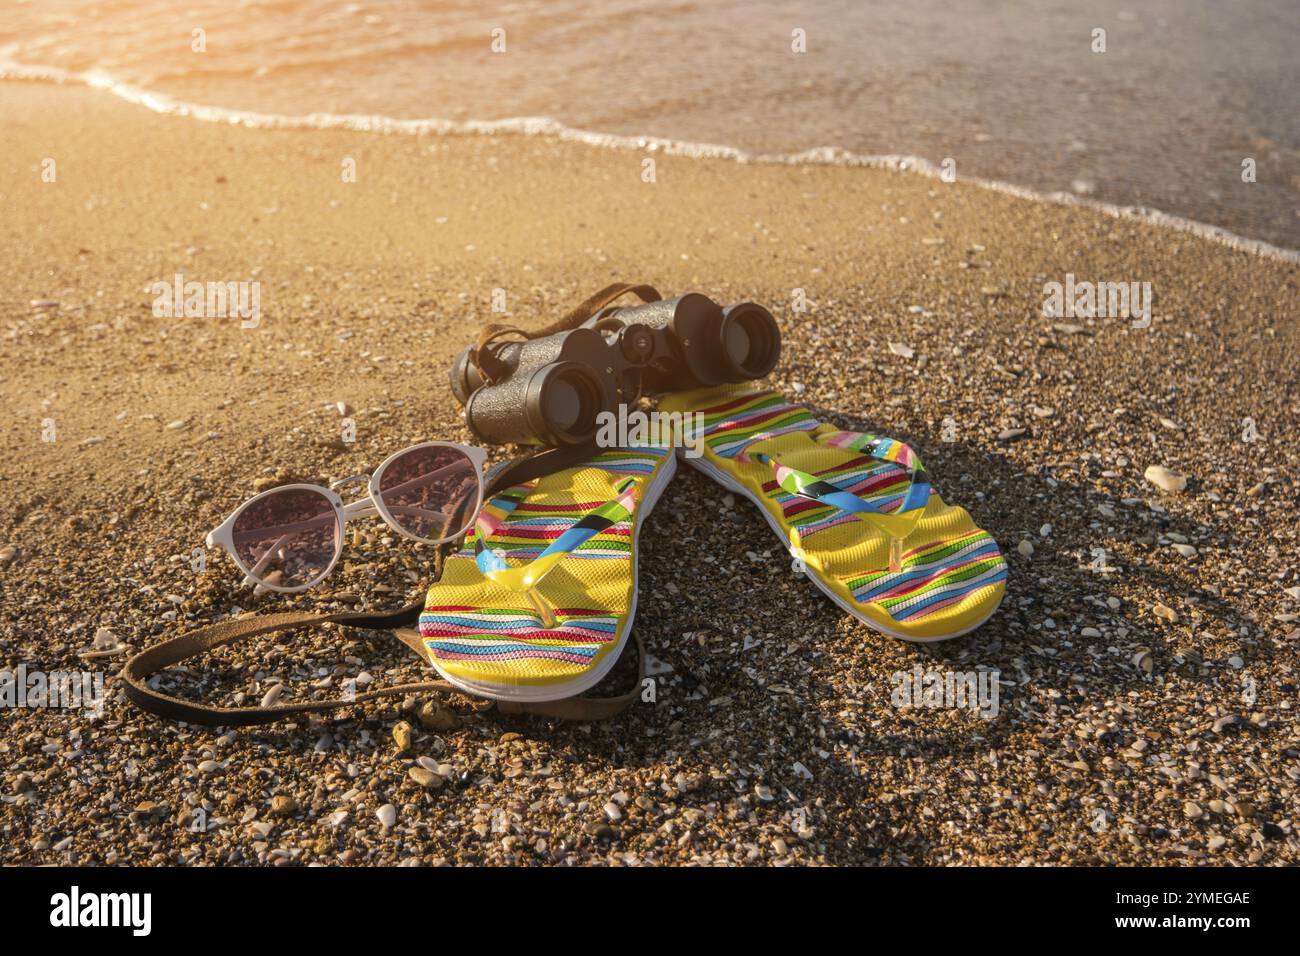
[1,59,1297,266]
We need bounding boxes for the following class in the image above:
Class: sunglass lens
[377,445,480,542]
[231,487,340,589]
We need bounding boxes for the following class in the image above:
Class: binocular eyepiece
[449,293,780,446]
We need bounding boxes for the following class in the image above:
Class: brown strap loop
[469,283,661,384]
[120,610,646,727]
[119,606,440,727]
[553,282,662,332]
[120,612,645,727]
[469,326,525,384]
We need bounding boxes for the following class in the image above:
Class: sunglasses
[207,442,488,592]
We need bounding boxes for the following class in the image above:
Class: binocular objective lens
[718,304,780,380]
[545,378,583,431]
[724,320,752,369]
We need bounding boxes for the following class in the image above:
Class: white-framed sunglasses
[207,441,488,593]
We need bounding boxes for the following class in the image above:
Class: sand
[1,81,1297,866]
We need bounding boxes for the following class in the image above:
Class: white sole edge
[424,451,678,702]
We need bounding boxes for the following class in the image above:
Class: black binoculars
[449,293,781,446]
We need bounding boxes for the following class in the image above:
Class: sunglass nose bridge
[329,473,369,492]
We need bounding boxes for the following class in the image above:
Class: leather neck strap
[121,606,431,727]
[120,441,644,727]
[119,612,647,727]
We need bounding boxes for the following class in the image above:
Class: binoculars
[449,293,781,446]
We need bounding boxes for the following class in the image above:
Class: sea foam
[2,57,1296,265]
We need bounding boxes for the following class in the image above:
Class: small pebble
[408,767,443,789]
[418,701,459,731]
[1213,715,1238,734]
[1144,465,1187,493]
[392,721,413,754]
[1152,603,1178,623]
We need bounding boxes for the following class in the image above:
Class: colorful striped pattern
[453,485,633,565]
[468,481,533,547]
[840,529,1007,622]
[689,391,820,461]
[419,607,618,665]
[419,447,665,671]
[760,454,927,541]
[585,448,665,475]
[822,429,915,470]
[473,477,638,584]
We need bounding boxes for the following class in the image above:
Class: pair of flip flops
[418,386,1007,704]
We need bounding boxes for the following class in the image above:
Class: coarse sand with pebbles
[1,82,1298,866]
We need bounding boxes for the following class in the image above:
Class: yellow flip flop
[661,385,1007,642]
[418,446,676,701]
